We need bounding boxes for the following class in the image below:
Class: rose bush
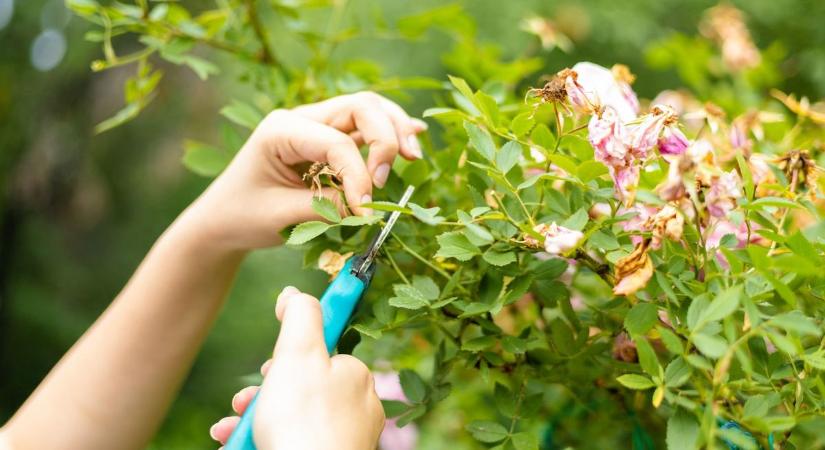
[69,1,825,448]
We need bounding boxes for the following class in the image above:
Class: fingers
[273,286,328,359]
[209,416,240,445]
[268,186,348,228]
[292,92,426,187]
[260,359,272,376]
[232,386,260,415]
[259,112,373,215]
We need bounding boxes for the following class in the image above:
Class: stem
[390,233,469,295]
[385,250,410,285]
[244,0,277,64]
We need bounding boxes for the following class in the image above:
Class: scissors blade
[353,185,415,276]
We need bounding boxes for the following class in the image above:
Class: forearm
[2,204,244,450]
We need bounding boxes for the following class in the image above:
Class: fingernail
[360,194,373,215]
[412,118,429,130]
[373,163,390,188]
[280,286,300,299]
[209,423,220,440]
[408,135,423,159]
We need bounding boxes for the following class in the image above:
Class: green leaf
[695,285,742,330]
[181,55,219,80]
[548,154,578,175]
[389,284,431,310]
[736,154,755,199]
[616,374,656,390]
[483,250,516,267]
[399,369,427,403]
[462,335,497,351]
[577,160,608,182]
[351,323,382,340]
[448,75,476,103]
[464,121,496,162]
[409,203,445,225]
[530,123,555,150]
[512,432,539,450]
[666,408,699,450]
[770,311,821,336]
[635,337,661,378]
[312,197,341,223]
[658,326,685,354]
[532,258,568,279]
[664,357,691,388]
[466,421,508,443]
[474,90,501,126]
[286,221,331,246]
[95,102,141,134]
[436,231,481,261]
[412,276,440,301]
[561,207,589,231]
[381,399,410,418]
[181,140,230,177]
[625,303,659,336]
[692,333,727,359]
[511,112,535,137]
[746,196,802,210]
[340,215,381,226]
[220,100,263,130]
[496,141,522,174]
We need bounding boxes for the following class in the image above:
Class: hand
[186,92,426,252]
[209,287,385,450]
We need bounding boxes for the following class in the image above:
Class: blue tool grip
[223,258,368,450]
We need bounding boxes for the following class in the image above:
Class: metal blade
[354,185,415,276]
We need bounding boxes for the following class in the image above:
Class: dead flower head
[613,239,654,296]
[643,205,685,250]
[303,162,342,195]
[771,90,825,126]
[318,249,354,279]
[777,149,821,193]
[700,3,761,72]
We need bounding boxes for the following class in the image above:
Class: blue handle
[223,258,368,450]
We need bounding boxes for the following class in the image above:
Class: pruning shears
[224,185,416,450]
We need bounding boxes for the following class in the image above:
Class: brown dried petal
[613,240,654,296]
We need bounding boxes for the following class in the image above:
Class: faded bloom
[705,170,742,217]
[777,149,820,193]
[749,153,777,197]
[561,68,596,115]
[573,62,639,121]
[521,16,573,52]
[626,104,678,156]
[612,164,641,208]
[658,125,690,156]
[701,3,761,72]
[613,239,654,296]
[643,205,685,249]
[612,332,638,362]
[589,106,628,163]
[621,204,659,246]
[374,372,419,450]
[772,90,825,126]
[318,249,354,279]
[657,157,688,201]
[524,223,583,254]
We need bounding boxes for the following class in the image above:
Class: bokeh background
[1,0,824,448]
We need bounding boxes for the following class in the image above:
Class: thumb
[273,286,328,358]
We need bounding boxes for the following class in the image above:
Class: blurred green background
[1,0,824,448]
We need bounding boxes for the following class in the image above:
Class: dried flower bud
[658,125,690,156]
[643,205,685,249]
[318,249,354,279]
[613,239,654,296]
[612,332,638,362]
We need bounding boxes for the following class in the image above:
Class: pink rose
[572,62,639,121]
[542,222,584,255]
[374,372,419,450]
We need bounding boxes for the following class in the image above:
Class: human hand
[187,92,426,251]
[209,286,385,450]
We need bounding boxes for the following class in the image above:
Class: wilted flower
[705,219,766,250]
[643,205,685,249]
[701,3,761,72]
[573,62,639,121]
[657,157,688,201]
[528,222,583,255]
[521,16,573,52]
[684,101,727,134]
[613,239,654,296]
[772,90,825,126]
[589,106,628,162]
[749,153,778,197]
[318,249,354,279]
[729,115,751,151]
[626,104,678,156]
[612,332,638,362]
[561,68,596,115]
[705,170,742,217]
[621,204,658,246]
[777,149,820,193]
[611,64,641,118]
[658,124,690,156]
[374,372,419,450]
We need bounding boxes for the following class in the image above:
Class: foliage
[68,0,825,449]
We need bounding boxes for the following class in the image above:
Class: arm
[0,92,423,450]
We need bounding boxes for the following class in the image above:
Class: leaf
[692,333,727,359]
[286,221,331,246]
[389,284,430,310]
[181,54,219,80]
[770,311,821,336]
[532,258,568,280]
[351,323,382,340]
[340,215,381,226]
[577,160,608,182]
[181,140,230,177]
[398,369,427,403]
[616,374,656,390]
[695,285,742,330]
[220,100,263,130]
[312,197,341,223]
[448,75,476,103]
[412,276,440,301]
[95,102,141,134]
[561,207,589,231]
[496,141,522,174]
[465,421,508,443]
[530,123,555,150]
[664,357,691,388]
[435,231,481,261]
[511,112,535,137]
[511,432,539,450]
[635,336,661,378]
[625,303,659,336]
[548,154,578,176]
[666,408,699,450]
[409,203,445,225]
[462,335,497,351]
[483,250,516,266]
[381,399,410,418]
[464,121,496,162]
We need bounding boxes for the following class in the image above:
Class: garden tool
[224,185,416,450]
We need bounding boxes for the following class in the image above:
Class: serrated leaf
[625,303,658,336]
[692,333,727,359]
[389,284,430,310]
[340,215,381,226]
[511,112,535,137]
[512,432,539,450]
[666,408,699,450]
[577,160,608,182]
[635,336,661,378]
[399,369,427,403]
[408,203,445,225]
[436,231,480,261]
[286,221,331,246]
[464,121,496,162]
[496,141,522,174]
[696,285,742,328]
[664,357,691,388]
[616,374,656,390]
[483,250,516,266]
[466,421,508,443]
[312,196,341,223]
[412,276,440,301]
[351,323,382,340]
[462,335,497,351]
